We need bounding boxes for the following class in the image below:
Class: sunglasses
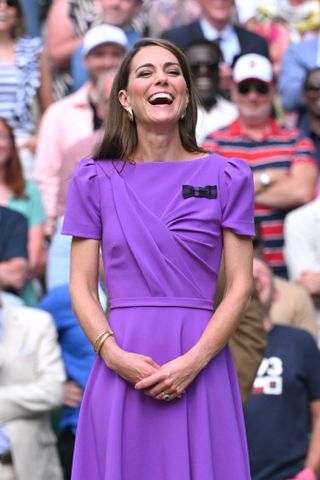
[237,81,270,95]
[1,0,17,7]
[305,84,320,93]
[190,61,220,71]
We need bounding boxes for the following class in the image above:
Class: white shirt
[196,96,238,144]
[0,308,10,454]
[199,18,241,65]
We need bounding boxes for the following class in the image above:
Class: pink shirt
[33,83,94,234]
[57,129,102,217]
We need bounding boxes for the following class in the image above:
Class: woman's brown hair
[10,0,26,38]
[0,118,26,198]
[94,38,205,162]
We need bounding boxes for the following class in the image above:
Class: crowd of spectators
[1,0,320,478]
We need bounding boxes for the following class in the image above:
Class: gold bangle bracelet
[93,331,108,351]
[93,330,114,353]
[96,331,114,355]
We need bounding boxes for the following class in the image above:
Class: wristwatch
[259,172,272,188]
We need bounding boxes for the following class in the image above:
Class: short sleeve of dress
[61,158,102,239]
[220,157,255,236]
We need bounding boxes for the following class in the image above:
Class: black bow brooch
[182,185,217,199]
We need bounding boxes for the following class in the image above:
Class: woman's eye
[167,70,181,76]
[137,70,152,77]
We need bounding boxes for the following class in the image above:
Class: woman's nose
[154,70,168,84]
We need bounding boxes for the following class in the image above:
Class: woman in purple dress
[62,38,254,479]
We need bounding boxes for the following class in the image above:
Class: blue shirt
[298,114,320,168]
[279,36,320,111]
[38,285,95,433]
[245,325,320,480]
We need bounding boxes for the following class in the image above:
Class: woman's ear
[118,89,130,110]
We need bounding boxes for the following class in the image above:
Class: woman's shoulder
[206,152,252,177]
[72,157,116,181]
[16,36,42,55]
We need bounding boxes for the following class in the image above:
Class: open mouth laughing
[148,92,174,106]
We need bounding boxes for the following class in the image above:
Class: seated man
[244,257,320,480]
[70,0,142,91]
[204,53,318,278]
[0,207,28,297]
[0,290,66,480]
[184,39,238,143]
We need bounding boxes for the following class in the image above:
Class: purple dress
[62,153,255,480]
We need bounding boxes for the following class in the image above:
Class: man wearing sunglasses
[203,53,318,279]
[185,39,238,143]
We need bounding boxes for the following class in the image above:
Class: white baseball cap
[82,24,128,57]
[233,54,273,84]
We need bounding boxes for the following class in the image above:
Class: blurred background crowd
[1,0,320,479]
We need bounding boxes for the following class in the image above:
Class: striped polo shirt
[203,118,317,278]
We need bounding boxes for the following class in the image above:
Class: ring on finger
[161,392,170,401]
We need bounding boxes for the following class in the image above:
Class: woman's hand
[134,353,203,402]
[101,341,161,385]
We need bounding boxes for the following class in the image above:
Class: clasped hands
[134,354,193,402]
[104,345,201,403]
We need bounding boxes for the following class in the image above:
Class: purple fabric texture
[62,154,254,480]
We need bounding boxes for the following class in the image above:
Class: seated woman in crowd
[0,0,53,178]
[0,118,46,305]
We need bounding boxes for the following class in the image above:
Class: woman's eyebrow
[135,62,181,73]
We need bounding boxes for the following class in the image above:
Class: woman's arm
[135,230,253,401]
[37,51,54,112]
[46,0,84,70]
[69,237,160,383]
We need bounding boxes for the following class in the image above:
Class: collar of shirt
[69,82,92,109]
[199,17,241,65]
[229,117,281,139]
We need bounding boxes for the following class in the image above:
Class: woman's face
[0,121,13,167]
[119,45,189,129]
[0,0,18,35]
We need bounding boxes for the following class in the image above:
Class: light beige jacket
[0,305,65,480]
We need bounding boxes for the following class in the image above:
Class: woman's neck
[0,34,15,61]
[131,125,194,163]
